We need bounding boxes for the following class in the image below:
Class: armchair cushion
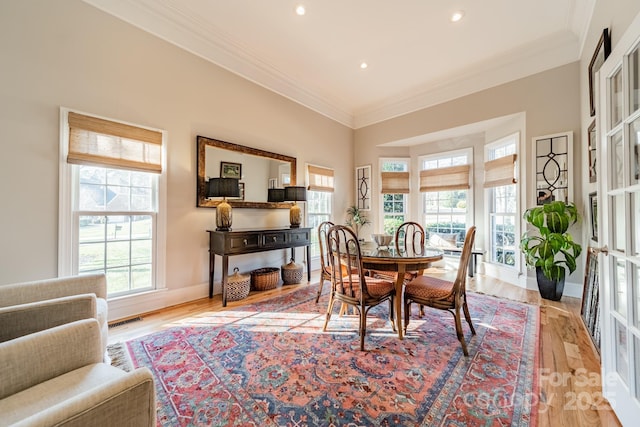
[0,274,109,357]
[0,319,156,427]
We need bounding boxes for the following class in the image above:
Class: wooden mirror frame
[197,135,296,208]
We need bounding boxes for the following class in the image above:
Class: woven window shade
[484,154,517,188]
[307,165,334,192]
[381,171,410,194]
[68,112,163,173]
[420,164,470,192]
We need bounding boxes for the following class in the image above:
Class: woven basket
[251,267,280,291]
[227,267,250,301]
[281,259,303,285]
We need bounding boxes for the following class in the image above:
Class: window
[485,134,519,268]
[59,110,165,297]
[420,150,471,245]
[380,159,409,235]
[306,164,333,257]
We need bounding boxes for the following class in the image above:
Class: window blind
[484,154,517,188]
[307,165,334,192]
[381,171,410,193]
[68,112,163,173]
[419,164,470,192]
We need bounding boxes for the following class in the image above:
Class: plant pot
[536,267,565,301]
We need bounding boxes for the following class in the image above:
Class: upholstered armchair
[0,319,156,426]
[0,274,109,358]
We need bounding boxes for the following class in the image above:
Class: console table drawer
[288,229,310,244]
[262,232,287,247]
[228,234,260,252]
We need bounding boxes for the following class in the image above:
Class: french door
[598,11,640,425]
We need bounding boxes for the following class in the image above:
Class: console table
[207,227,312,306]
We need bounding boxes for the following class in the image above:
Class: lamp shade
[208,178,240,198]
[284,186,306,202]
[268,188,286,202]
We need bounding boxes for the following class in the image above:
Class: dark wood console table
[207,227,312,306]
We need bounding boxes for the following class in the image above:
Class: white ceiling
[83,0,594,129]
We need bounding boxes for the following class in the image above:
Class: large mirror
[197,135,296,208]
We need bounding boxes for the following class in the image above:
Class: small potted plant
[520,201,582,300]
[346,205,371,241]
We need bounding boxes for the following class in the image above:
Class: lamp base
[289,203,302,228]
[216,200,233,231]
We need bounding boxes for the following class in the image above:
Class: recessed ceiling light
[295,5,306,16]
[360,62,368,69]
[451,11,464,22]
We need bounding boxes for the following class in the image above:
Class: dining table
[360,242,444,340]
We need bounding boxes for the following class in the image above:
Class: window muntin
[421,151,470,244]
[75,166,157,296]
[486,135,518,268]
[380,159,408,235]
[307,190,332,257]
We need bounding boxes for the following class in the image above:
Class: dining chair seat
[342,275,395,299]
[404,275,454,301]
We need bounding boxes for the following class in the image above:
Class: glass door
[598,12,640,425]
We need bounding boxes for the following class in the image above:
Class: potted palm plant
[346,205,371,241]
[520,201,582,301]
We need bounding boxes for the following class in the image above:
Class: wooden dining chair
[323,225,396,351]
[315,221,334,303]
[403,226,477,356]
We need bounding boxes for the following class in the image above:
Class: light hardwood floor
[108,268,621,427]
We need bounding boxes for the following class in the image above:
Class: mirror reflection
[196,135,296,208]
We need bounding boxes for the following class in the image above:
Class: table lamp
[267,188,285,203]
[208,178,240,231]
[284,186,306,228]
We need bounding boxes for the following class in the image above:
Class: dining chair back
[403,226,477,356]
[323,225,396,350]
[315,221,334,303]
[395,221,426,253]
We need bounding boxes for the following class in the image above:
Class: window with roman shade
[59,109,166,300]
[484,154,517,188]
[307,164,334,192]
[419,164,470,192]
[67,112,163,173]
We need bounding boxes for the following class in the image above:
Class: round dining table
[359,243,444,340]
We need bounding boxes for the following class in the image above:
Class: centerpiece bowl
[371,234,393,249]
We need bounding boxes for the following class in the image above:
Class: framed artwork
[356,165,371,211]
[534,131,572,205]
[220,161,242,179]
[589,192,598,242]
[581,247,601,352]
[588,120,597,183]
[588,28,612,117]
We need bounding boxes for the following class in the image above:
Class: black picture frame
[589,28,612,117]
[220,161,242,179]
[581,247,601,352]
[589,192,598,242]
[588,120,597,183]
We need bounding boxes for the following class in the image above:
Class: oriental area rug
[125,284,540,426]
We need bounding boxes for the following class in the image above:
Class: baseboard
[107,282,209,322]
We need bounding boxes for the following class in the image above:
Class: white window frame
[307,190,332,259]
[484,133,520,274]
[419,148,473,243]
[379,158,410,234]
[58,108,167,299]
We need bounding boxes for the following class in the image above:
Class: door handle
[591,246,609,256]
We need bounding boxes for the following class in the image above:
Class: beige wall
[0,0,352,299]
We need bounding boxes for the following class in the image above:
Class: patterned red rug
[127,284,539,426]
